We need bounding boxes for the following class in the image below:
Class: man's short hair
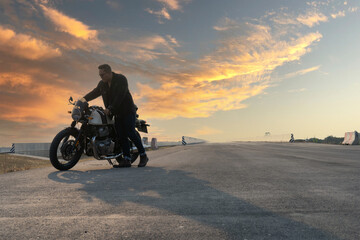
[98,64,112,73]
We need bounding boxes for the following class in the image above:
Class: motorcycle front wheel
[49,128,84,171]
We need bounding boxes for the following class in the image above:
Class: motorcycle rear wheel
[49,128,84,171]
[115,141,139,164]
[129,130,141,163]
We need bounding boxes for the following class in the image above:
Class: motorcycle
[49,97,149,171]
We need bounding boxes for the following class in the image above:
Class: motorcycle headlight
[71,100,88,122]
[71,106,82,121]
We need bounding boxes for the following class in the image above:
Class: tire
[49,128,84,171]
[130,131,141,163]
[115,131,141,164]
[130,151,139,164]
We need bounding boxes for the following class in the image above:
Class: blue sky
[0,0,359,146]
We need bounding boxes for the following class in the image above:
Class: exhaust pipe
[91,136,123,160]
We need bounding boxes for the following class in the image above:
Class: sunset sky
[0,0,359,146]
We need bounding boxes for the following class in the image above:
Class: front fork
[69,121,84,153]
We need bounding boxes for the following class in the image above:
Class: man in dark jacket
[82,64,148,168]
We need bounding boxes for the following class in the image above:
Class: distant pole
[182,136,187,145]
[10,144,15,153]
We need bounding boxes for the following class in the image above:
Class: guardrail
[0,145,13,154]
[7,136,206,158]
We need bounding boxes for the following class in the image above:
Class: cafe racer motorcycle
[49,97,149,171]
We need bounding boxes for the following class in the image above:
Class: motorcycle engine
[96,138,115,156]
[97,126,110,138]
[87,125,115,156]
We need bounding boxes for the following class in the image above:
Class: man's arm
[107,77,128,113]
[83,82,101,102]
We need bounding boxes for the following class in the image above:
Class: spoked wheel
[115,142,139,164]
[115,130,141,165]
[130,150,139,163]
[49,128,84,171]
[130,130,141,163]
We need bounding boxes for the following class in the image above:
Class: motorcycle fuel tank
[89,109,114,125]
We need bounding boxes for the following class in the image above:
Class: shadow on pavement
[48,167,340,239]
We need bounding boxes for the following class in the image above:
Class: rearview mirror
[68,96,75,105]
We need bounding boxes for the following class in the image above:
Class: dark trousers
[115,112,145,158]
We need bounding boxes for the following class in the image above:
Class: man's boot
[138,153,149,167]
[114,156,131,168]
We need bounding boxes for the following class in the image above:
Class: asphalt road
[0,142,359,240]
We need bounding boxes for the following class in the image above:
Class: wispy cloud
[348,6,358,12]
[39,4,98,41]
[268,2,354,27]
[106,0,122,10]
[288,88,307,93]
[104,34,180,62]
[0,25,61,60]
[213,17,241,31]
[135,79,267,119]
[284,65,321,79]
[296,11,328,27]
[134,15,323,119]
[331,10,346,18]
[35,3,102,51]
[0,0,356,145]
[157,0,182,10]
[147,0,190,23]
[146,8,171,22]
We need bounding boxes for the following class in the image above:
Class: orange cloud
[146,8,171,21]
[157,0,181,10]
[199,20,322,79]
[267,7,335,28]
[134,19,322,120]
[0,72,75,128]
[40,4,98,41]
[0,25,61,60]
[135,80,268,119]
[147,0,190,23]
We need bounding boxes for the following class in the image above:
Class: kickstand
[107,159,114,166]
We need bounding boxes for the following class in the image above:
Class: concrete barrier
[0,147,11,153]
[158,141,182,147]
[151,138,158,150]
[13,143,51,157]
[342,131,359,145]
[181,136,206,145]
